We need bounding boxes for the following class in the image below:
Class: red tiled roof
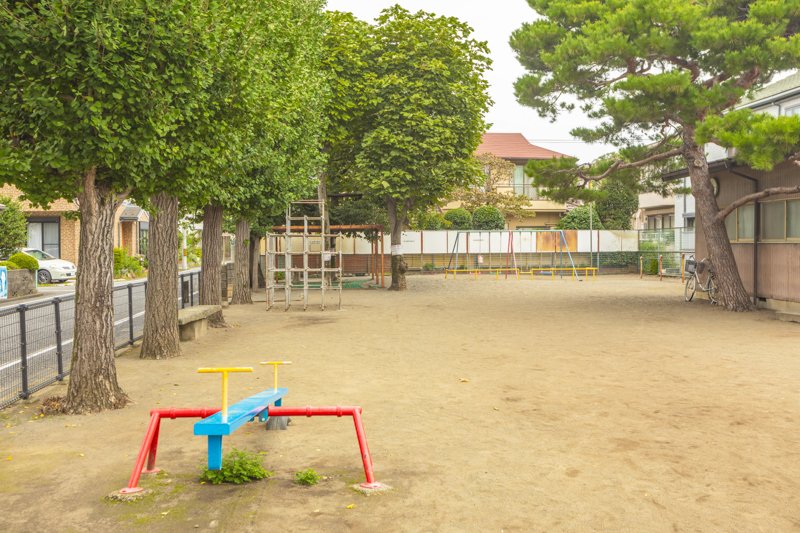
[475,133,569,160]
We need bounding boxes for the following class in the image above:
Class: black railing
[0,269,201,409]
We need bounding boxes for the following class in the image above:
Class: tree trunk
[63,167,129,414]
[140,192,181,359]
[387,199,407,291]
[249,231,260,291]
[684,140,754,311]
[231,217,252,304]
[200,203,226,326]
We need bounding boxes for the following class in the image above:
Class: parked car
[22,248,77,284]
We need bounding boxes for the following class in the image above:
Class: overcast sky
[325,0,612,162]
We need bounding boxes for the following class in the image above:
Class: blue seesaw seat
[194,387,287,469]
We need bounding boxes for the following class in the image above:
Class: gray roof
[740,71,800,107]
[120,205,143,220]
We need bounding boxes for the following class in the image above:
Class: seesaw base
[352,482,392,495]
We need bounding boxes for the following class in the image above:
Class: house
[0,184,149,264]
[663,72,800,312]
[444,133,570,229]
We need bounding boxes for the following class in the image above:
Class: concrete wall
[8,269,36,298]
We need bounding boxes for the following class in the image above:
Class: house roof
[476,133,569,160]
[120,205,143,220]
[740,72,800,108]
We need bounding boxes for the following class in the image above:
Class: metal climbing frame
[265,200,343,311]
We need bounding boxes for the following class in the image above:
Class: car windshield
[26,249,54,260]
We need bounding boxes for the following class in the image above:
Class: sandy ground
[1,275,800,532]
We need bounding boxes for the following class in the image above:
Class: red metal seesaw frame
[119,405,382,494]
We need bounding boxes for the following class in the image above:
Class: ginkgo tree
[512,0,800,311]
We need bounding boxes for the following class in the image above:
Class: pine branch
[716,186,800,221]
[576,148,682,182]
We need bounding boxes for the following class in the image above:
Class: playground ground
[1,275,799,532]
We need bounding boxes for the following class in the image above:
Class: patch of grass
[200,449,272,485]
[294,468,321,486]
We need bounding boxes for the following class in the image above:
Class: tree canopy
[511,0,800,310]
[0,196,27,258]
[595,179,639,230]
[322,6,492,289]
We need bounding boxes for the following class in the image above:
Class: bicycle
[684,255,718,304]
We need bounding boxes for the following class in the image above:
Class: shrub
[294,468,321,486]
[0,260,20,270]
[444,208,472,230]
[422,263,435,271]
[0,196,28,259]
[555,205,603,230]
[113,247,143,278]
[414,211,451,230]
[200,449,272,485]
[8,252,38,272]
[471,205,505,230]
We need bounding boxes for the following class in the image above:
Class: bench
[193,387,288,469]
[177,304,221,341]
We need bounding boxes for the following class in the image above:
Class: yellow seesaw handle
[260,361,292,391]
[197,367,253,421]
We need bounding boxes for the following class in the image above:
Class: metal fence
[0,269,201,409]
[329,228,695,278]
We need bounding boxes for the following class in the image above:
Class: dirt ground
[1,275,800,532]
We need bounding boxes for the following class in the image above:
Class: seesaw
[115,361,388,497]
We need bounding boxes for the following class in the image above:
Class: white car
[22,248,77,284]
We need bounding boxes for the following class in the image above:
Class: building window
[788,200,800,239]
[512,165,539,199]
[139,221,149,257]
[27,218,60,258]
[737,203,755,240]
[786,105,800,117]
[728,199,800,242]
[725,210,737,240]
[761,200,786,240]
[725,203,755,242]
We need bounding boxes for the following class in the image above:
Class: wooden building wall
[695,161,800,306]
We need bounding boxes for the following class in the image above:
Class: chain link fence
[0,269,202,409]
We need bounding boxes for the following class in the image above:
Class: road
[0,270,200,408]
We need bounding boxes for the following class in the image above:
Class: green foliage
[8,252,38,272]
[113,248,143,279]
[329,197,390,230]
[512,0,800,199]
[323,7,492,233]
[411,211,452,231]
[697,109,800,171]
[595,180,639,230]
[0,0,219,206]
[200,449,272,485]
[422,263,436,272]
[471,206,505,230]
[444,208,473,230]
[0,260,20,270]
[454,153,531,220]
[646,258,660,276]
[294,468,321,486]
[0,196,28,258]
[555,206,603,231]
[600,252,639,268]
